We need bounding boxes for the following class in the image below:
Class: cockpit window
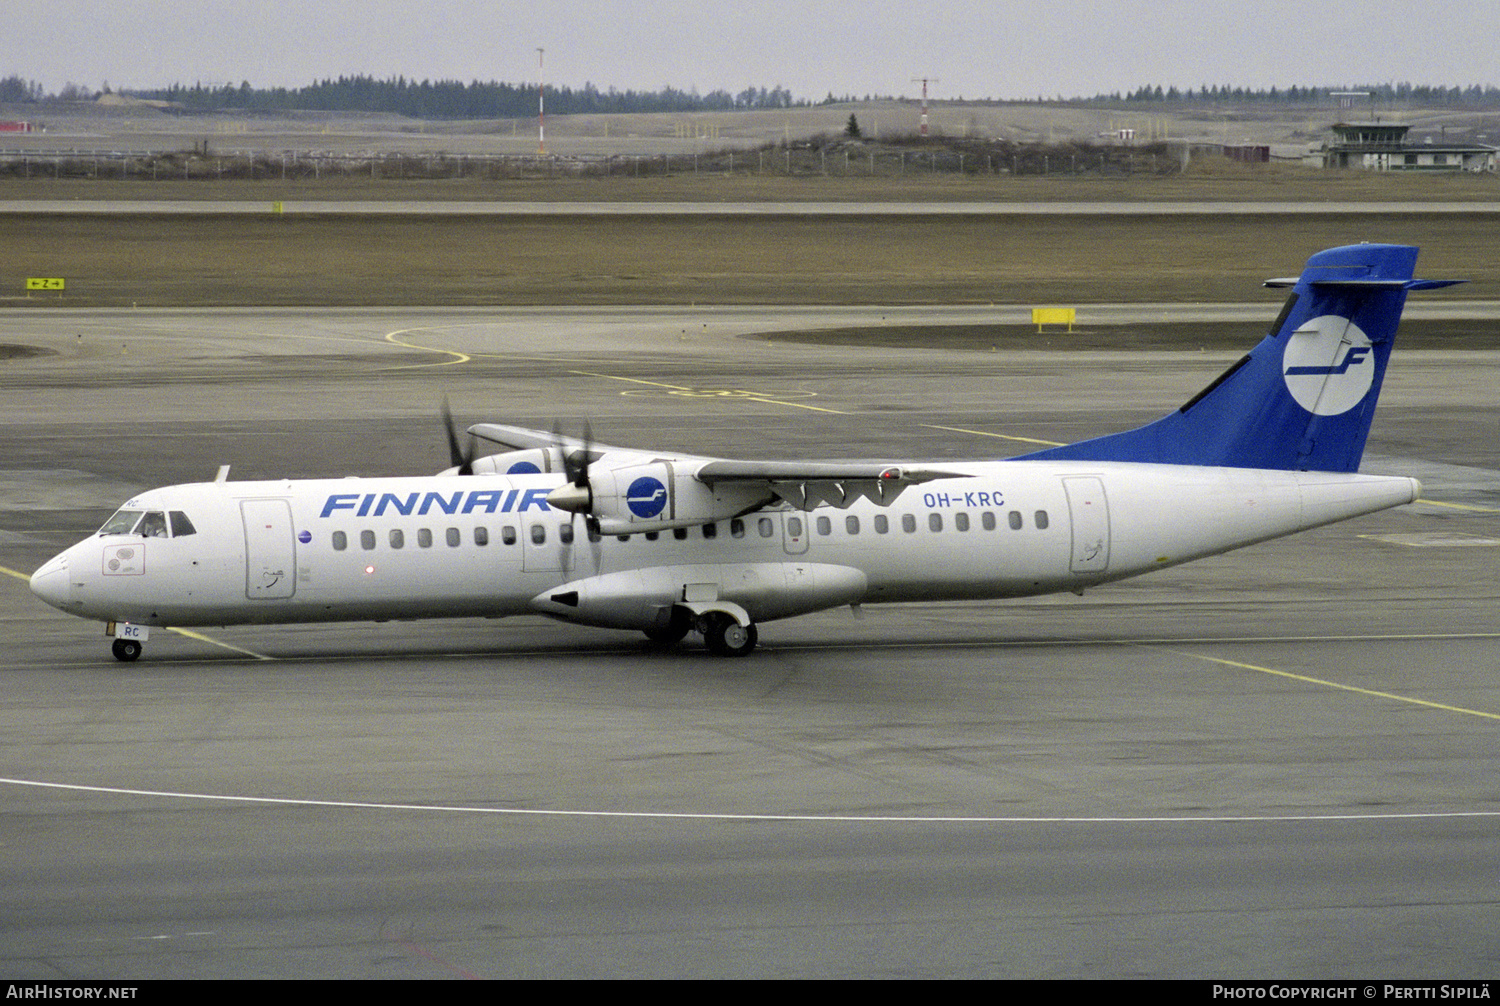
[98,509,180,537]
[99,509,143,535]
[137,511,169,537]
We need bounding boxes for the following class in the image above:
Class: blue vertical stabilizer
[1013,244,1460,472]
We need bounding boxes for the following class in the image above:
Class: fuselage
[29,462,1420,631]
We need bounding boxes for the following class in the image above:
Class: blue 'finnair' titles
[319,488,554,518]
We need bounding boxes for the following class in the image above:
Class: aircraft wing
[467,422,970,514]
[468,423,643,457]
[695,460,970,509]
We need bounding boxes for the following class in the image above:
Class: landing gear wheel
[111,638,142,662]
[643,607,693,647]
[703,614,757,657]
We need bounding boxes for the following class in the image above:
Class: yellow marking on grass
[922,424,1065,447]
[1170,649,1500,722]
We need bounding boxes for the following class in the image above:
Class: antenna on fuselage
[214,465,231,483]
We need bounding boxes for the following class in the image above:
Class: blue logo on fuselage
[626,476,668,518]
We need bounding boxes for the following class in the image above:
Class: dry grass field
[1,204,1494,308]
[2,156,1499,203]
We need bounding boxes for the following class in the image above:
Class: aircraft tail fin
[1013,244,1462,473]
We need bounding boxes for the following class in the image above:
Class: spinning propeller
[441,398,476,476]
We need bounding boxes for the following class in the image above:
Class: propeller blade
[441,398,475,475]
[577,420,594,488]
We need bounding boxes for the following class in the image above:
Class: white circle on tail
[1281,315,1375,416]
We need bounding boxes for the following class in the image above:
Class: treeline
[134,76,810,118]
[1101,83,1500,107]
[6,71,1500,115]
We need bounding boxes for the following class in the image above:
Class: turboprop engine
[546,460,770,535]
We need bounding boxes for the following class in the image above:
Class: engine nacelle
[463,448,565,477]
[586,461,768,535]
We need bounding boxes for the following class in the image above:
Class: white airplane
[30,244,1458,661]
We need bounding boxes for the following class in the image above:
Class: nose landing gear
[107,622,148,662]
[111,638,142,662]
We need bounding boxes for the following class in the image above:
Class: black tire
[703,614,757,657]
[643,607,693,647]
[111,638,142,662]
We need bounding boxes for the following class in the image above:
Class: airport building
[1323,121,1496,172]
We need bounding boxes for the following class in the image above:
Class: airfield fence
[0,138,1185,182]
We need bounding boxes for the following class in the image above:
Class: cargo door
[1062,476,1110,574]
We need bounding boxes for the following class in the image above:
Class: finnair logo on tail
[1282,316,1375,416]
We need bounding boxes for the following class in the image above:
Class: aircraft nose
[29,555,73,610]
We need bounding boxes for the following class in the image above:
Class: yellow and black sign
[26,278,65,291]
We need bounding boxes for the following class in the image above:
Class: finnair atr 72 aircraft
[30,245,1458,660]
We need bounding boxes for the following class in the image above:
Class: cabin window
[874,514,889,534]
[981,511,996,531]
[786,516,803,538]
[502,526,517,545]
[816,515,832,535]
[846,515,860,535]
[730,519,745,538]
[703,522,717,539]
[530,524,546,545]
[955,513,970,532]
[559,523,574,544]
[1008,510,1024,530]
[901,513,916,533]
[389,529,404,549]
[928,513,943,532]
[332,531,347,551]
[99,509,143,535]
[446,527,461,547]
[474,526,489,546]
[360,530,376,550]
[417,528,432,548]
[758,518,775,538]
[169,511,197,537]
[1035,510,1050,530]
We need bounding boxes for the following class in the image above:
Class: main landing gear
[640,607,758,657]
[702,613,758,657]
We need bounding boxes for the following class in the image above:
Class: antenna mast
[911,76,940,136]
[536,47,546,155]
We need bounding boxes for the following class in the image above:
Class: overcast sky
[17,1,1500,100]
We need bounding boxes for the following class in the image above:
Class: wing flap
[698,461,971,511]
